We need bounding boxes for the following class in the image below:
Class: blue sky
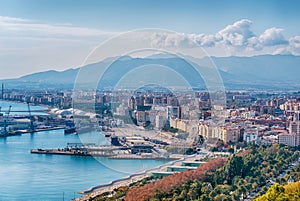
[0,0,300,79]
[1,0,300,35]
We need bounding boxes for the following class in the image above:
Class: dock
[29,138,176,160]
[30,147,179,160]
[31,148,90,156]
[0,126,64,137]
[30,145,129,157]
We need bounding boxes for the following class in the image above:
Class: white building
[289,120,300,146]
[243,129,259,144]
[155,115,166,129]
[167,106,180,121]
[115,104,130,116]
[198,122,241,144]
[278,133,296,147]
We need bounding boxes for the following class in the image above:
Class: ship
[64,127,77,134]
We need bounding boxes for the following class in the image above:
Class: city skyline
[0,0,300,79]
[2,2,300,200]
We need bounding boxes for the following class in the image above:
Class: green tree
[255,183,285,201]
[224,155,244,184]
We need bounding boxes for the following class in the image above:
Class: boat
[64,127,77,134]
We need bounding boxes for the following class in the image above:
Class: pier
[31,144,130,157]
[0,126,64,137]
[31,148,93,156]
[30,146,179,160]
[29,135,178,160]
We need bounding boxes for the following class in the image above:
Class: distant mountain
[212,55,300,82]
[212,55,300,90]
[19,69,79,83]
[1,68,79,89]
[1,54,299,90]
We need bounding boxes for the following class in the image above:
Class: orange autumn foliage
[284,181,300,194]
[124,158,226,201]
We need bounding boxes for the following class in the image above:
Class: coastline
[75,154,204,201]
[0,99,52,110]
[1,128,168,201]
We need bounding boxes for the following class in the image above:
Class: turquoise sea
[0,101,165,201]
[0,101,48,116]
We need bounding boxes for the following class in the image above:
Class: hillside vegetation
[92,145,299,201]
[254,182,300,201]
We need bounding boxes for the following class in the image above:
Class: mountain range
[1,54,299,90]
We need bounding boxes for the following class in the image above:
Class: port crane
[0,103,37,136]
[2,105,12,136]
[27,102,35,132]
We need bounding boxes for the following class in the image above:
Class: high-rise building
[155,115,166,129]
[128,96,135,110]
[289,116,300,146]
[1,83,3,99]
[167,106,180,121]
[294,111,300,121]
[278,133,296,147]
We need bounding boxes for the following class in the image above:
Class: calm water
[0,102,165,201]
[0,101,48,116]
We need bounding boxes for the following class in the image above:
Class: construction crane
[27,102,35,133]
[3,105,12,136]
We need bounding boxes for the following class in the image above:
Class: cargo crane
[27,102,35,133]
[2,105,12,136]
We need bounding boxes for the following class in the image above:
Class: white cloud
[149,19,299,56]
[272,47,292,55]
[275,36,300,55]
[0,16,116,39]
[150,33,195,48]
[290,36,300,47]
[194,34,219,47]
[0,16,117,79]
[247,36,262,50]
[2,17,298,56]
[0,16,31,22]
[288,36,300,54]
[217,19,255,47]
[259,28,288,46]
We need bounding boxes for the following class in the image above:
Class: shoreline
[0,99,53,112]
[0,127,64,137]
[75,154,202,200]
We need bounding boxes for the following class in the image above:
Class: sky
[0,0,300,79]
